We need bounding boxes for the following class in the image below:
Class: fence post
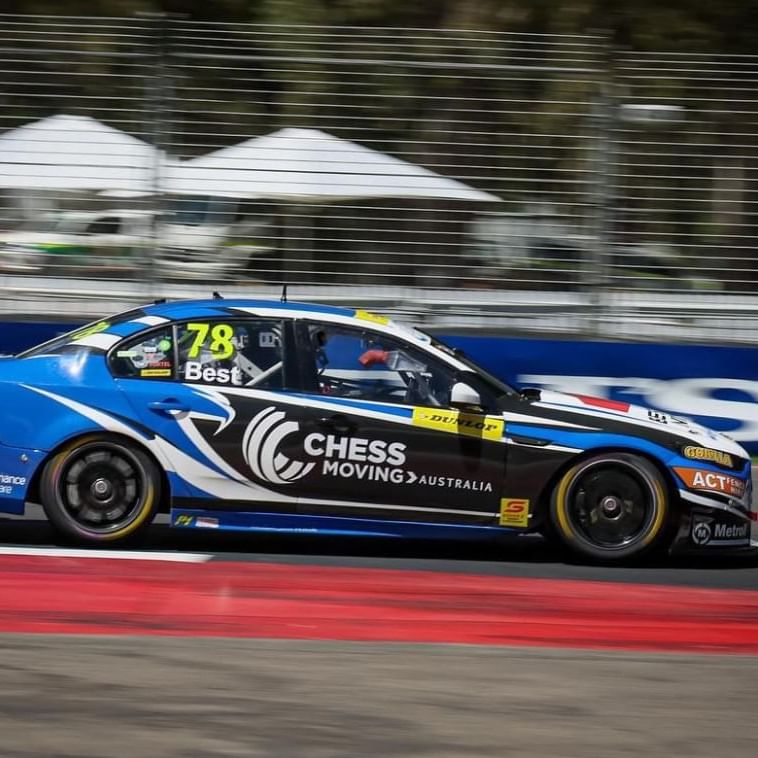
[138,12,174,297]
[586,43,619,336]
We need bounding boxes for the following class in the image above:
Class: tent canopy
[165,127,500,203]
[0,114,161,192]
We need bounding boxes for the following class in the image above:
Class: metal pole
[586,46,619,336]
[139,12,173,297]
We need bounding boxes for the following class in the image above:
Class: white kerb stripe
[0,546,211,562]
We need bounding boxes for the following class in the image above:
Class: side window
[306,323,457,407]
[111,327,175,379]
[177,319,284,389]
[86,217,121,235]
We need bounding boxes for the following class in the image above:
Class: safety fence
[1,15,757,342]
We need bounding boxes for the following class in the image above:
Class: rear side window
[110,318,286,389]
[176,319,284,389]
[111,327,175,379]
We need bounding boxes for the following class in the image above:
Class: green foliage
[4,0,757,54]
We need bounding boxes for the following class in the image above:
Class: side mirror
[450,382,482,408]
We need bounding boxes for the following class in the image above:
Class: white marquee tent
[164,127,500,203]
[0,114,162,193]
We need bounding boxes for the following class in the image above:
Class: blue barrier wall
[4,322,758,454]
[443,335,758,454]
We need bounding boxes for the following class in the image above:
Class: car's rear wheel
[549,453,671,562]
[40,436,160,545]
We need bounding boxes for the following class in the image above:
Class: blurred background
[1,1,756,343]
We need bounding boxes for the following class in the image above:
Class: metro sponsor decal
[412,407,504,441]
[691,515,750,546]
[674,467,746,498]
[499,498,530,527]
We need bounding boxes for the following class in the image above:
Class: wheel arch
[26,431,171,514]
[534,444,681,528]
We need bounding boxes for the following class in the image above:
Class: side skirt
[169,508,525,541]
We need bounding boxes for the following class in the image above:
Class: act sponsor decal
[0,473,26,496]
[412,407,504,441]
[674,467,746,498]
[682,446,734,468]
[499,498,529,527]
[691,516,749,546]
[243,407,315,485]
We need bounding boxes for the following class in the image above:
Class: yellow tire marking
[554,463,581,541]
[49,437,156,541]
[555,460,667,547]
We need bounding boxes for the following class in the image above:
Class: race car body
[0,298,752,561]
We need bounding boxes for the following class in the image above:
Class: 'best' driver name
[184,361,242,385]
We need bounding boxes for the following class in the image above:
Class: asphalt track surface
[1,508,757,757]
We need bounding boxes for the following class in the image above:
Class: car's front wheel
[549,453,671,562]
[40,436,160,545]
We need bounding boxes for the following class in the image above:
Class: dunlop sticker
[140,368,172,377]
[412,407,504,441]
[355,309,390,326]
[499,498,530,528]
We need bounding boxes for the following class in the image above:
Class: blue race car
[0,297,752,562]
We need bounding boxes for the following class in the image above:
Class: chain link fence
[1,14,757,342]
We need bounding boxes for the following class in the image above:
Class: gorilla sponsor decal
[682,446,734,468]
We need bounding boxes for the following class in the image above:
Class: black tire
[40,435,160,545]
[549,453,671,562]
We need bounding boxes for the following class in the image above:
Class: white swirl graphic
[242,406,315,485]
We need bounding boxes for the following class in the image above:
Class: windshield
[17,307,146,358]
[421,331,518,399]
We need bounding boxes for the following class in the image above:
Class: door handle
[318,414,356,435]
[148,399,190,415]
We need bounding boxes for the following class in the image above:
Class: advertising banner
[443,335,758,455]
